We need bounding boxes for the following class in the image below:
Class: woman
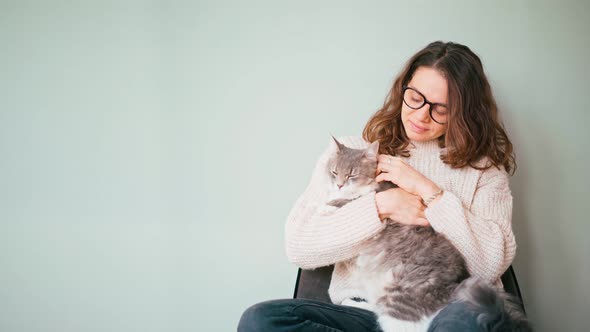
[239,41,517,331]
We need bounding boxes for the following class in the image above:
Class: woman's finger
[377,162,402,178]
[376,163,383,174]
[380,155,404,164]
[375,172,390,183]
[376,161,393,175]
[415,218,429,226]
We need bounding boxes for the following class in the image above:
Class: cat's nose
[337,184,344,189]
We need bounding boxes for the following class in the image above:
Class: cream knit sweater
[285,136,517,305]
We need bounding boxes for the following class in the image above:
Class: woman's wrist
[375,188,400,222]
[374,191,388,222]
[426,193,443,207]
[418,181,443,205]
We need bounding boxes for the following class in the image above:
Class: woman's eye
[433,107,448,115]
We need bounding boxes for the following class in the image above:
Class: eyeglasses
[402,85,448,124]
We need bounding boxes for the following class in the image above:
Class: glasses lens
[430,105,448,124]
[403,88,424,109]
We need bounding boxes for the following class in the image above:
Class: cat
[321,136,531,332]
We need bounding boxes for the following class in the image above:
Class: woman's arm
[284,137,385,269]
[425,167,517,284]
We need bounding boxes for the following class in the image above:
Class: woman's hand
[375,154,440,202]
[375,188,429,226]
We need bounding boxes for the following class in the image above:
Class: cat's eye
[331,170,338,176]
[348,174,358,179]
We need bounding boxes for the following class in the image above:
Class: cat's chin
[333,186,376,202]
[327,190,357,202]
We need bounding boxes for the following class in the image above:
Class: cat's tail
[452,277,533,332]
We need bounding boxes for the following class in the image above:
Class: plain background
[1,1,589,331]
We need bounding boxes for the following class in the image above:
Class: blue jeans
[238,299,482,332]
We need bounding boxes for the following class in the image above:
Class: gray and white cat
[322,136,531,332]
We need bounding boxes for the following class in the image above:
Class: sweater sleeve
[425,166,517,284]
[284,138,386,270]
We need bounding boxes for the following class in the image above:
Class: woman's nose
[414,104,432,122]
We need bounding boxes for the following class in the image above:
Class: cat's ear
[329,135,344,153]
[364,141,379,161]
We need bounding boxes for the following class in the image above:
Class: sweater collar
[408,139,442,155]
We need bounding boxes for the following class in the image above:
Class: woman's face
[401,66,448,142]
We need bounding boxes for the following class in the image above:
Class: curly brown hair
[362,41,516,175]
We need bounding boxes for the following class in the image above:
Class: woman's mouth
[409,121,429,133]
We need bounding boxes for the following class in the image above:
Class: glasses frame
[402,85,448,124]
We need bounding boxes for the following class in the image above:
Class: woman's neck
[408,139,442,155]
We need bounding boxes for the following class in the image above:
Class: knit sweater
[285,136,517,305]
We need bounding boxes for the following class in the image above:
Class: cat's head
[325,136,379,197]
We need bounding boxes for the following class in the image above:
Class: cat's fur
[321,136,531,332]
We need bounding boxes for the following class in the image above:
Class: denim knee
[238,301,270,331]
[237,299,295,332]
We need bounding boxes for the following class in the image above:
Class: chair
[293,264,525,314]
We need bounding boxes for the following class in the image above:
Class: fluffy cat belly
[356,252,440,332]
[346,261,441,332]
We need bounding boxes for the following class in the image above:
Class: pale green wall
[1,1,588,331]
